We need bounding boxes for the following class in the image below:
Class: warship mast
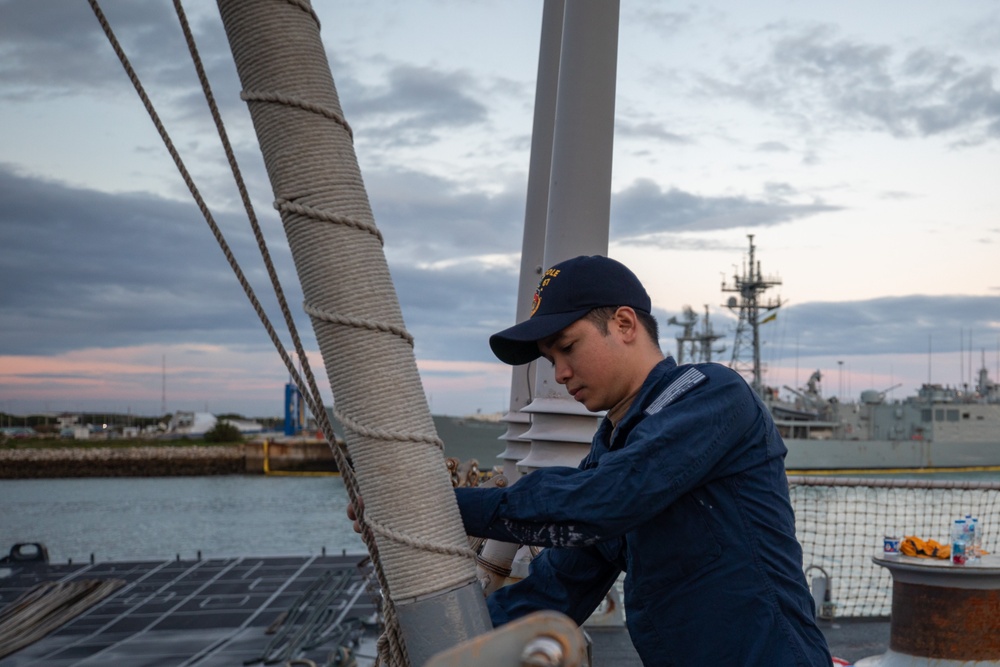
[668,306,698,364]
[722,234,782,396]
[696,304,726,363]
[669,305,726,364]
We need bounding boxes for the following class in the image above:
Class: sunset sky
[2,0,998,418]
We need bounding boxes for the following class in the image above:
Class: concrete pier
[243,438,338,474]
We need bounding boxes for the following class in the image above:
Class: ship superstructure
[711,237,1000,471]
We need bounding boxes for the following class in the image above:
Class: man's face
[537,315,630,412]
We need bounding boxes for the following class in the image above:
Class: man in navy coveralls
[453,255,832,666]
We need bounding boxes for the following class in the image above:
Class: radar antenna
[668,305,726,364]
[722,234,782,396]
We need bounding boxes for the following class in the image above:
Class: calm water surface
[1,476,364,563]
[3,471,996,566]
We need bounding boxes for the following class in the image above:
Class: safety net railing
[788,475,1000,618]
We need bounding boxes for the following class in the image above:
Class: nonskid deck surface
[0,554,379,667]
[585,618,889,666]
[0,553,889,666]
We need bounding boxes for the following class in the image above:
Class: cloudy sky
[2,0,999,419]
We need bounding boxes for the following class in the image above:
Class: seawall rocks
[0,445,245,478]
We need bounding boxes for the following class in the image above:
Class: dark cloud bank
[3,164,996,372]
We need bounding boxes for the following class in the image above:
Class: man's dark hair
[584,306,660,349]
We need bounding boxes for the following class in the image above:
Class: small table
[856,553,1000,666]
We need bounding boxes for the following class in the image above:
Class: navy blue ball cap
[489,255,652,365]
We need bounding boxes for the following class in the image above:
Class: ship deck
[0,553,380,667]
[0,553,888,666]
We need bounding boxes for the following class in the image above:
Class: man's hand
[346,497,364,534]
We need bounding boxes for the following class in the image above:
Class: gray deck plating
[1,555,886,666]
[0,554,378,666]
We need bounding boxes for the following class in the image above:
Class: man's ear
[613,307,639,342]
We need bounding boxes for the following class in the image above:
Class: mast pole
[215,2,490,663]
[497,0,565,480]
[723,234,781,396]
[749,239,762,395]
[516,0,621,473]
[479,0,567,597]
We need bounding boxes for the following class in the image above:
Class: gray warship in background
[670,235,1000,473]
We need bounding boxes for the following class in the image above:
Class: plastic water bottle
[968,517,980,562]
[951,519,968,565]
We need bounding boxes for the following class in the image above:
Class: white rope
[243,90,353,138]
[303,303,412,345]
[0,579,125,659]
[333,407,443,449]
[366,518,478,560]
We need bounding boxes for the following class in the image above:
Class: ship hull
[784,437,1000,473]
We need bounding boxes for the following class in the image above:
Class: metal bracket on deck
[0,542,50,564]
[806,565,837,620]
[424,610,590,667]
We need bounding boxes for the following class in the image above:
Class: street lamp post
[837,360,844,401]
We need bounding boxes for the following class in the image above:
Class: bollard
[856,554,1000,665]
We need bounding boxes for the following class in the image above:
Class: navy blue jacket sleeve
[454,366,768,547]
[487,544,622,627]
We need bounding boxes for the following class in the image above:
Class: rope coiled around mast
[87,1,486,664]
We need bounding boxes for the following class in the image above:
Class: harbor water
[1,476,365,563]
[3,472,997,565]
[3,471,999,664]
